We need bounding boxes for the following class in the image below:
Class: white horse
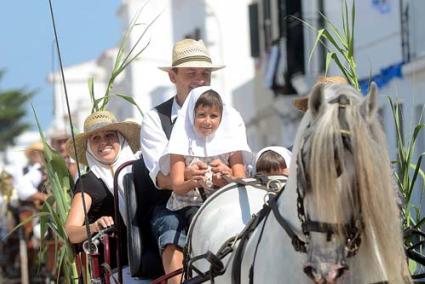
[187,83,411,284]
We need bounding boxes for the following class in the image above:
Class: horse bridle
[271,94,363,258]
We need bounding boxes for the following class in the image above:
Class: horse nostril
[304,264,324,283]
[326,264,348,282]
[335,264,348,279]
[335,264,348,278]
[304,264,313,278]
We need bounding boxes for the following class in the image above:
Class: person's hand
[209,159,232,176]
[208,159,232,187]
[185,160,208,181]
[94,216,114,232]
[211,172,229,188]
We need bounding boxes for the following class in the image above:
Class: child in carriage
[253,146,292,192]
[255,146,292,176]
[159,86,251,225]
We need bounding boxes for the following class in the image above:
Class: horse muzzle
[304,261,348,283]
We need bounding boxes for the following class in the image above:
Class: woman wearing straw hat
[64,111,144,282]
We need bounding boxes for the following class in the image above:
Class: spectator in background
[21,142,48,203]
[48,125,78,179]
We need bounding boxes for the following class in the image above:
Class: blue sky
[0,0,121,131]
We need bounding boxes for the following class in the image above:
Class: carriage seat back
[123,157,171,278]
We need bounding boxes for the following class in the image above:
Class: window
[403,0,425,61]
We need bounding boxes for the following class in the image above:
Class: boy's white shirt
[159,86,251,175]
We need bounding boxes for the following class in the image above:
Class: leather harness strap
[269,196,307,253]
[231,203,272,284]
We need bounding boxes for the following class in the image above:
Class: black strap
[231,204,272,284]
[222,175,279,191]
[248,208,270,284]
[198,188,207,202]
[269,196,307,253]
[155,97,175,140]
[185,235,239,281]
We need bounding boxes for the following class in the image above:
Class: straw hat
[159,39,225,71]
[66,111,140,165]
[24,142,44,157]
[293,76,348,112]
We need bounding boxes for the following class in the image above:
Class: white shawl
[159,86,251,174]
[86,134,135,226]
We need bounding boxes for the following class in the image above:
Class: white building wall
[48,61,107,132]
[118,0,175,122]
[205,1,255,105]
[324,0,403,78]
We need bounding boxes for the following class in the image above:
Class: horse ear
[309,84,324,117]
[361,82,378,119]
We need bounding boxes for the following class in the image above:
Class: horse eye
[334,152,343,176]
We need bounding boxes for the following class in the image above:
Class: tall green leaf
[32,106,78,284]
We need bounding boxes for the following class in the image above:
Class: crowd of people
[0,125,77,281]
[1,38,296,283]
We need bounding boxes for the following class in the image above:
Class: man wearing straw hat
[140,39,243,282]
[21,142,48,203]
[48,124,78,180]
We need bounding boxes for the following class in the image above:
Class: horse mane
[306,84,408,282]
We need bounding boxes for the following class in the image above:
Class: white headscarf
[255,146,292,173]
[86,133,136,226]
[159,86,251,174]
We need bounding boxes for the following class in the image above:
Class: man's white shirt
[4,164,38,201]
[140,97,181,188]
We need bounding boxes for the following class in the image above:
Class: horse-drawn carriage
[79,83,423,283]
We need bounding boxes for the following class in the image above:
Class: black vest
[155,97,175,139]
[133,96,176,209]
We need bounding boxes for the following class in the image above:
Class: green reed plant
[89,0,161,116]
[2,109,78,284]
[390,101,425,229]
[33,107,78,283]
[307,0,359,89]
[389,100,425,277]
